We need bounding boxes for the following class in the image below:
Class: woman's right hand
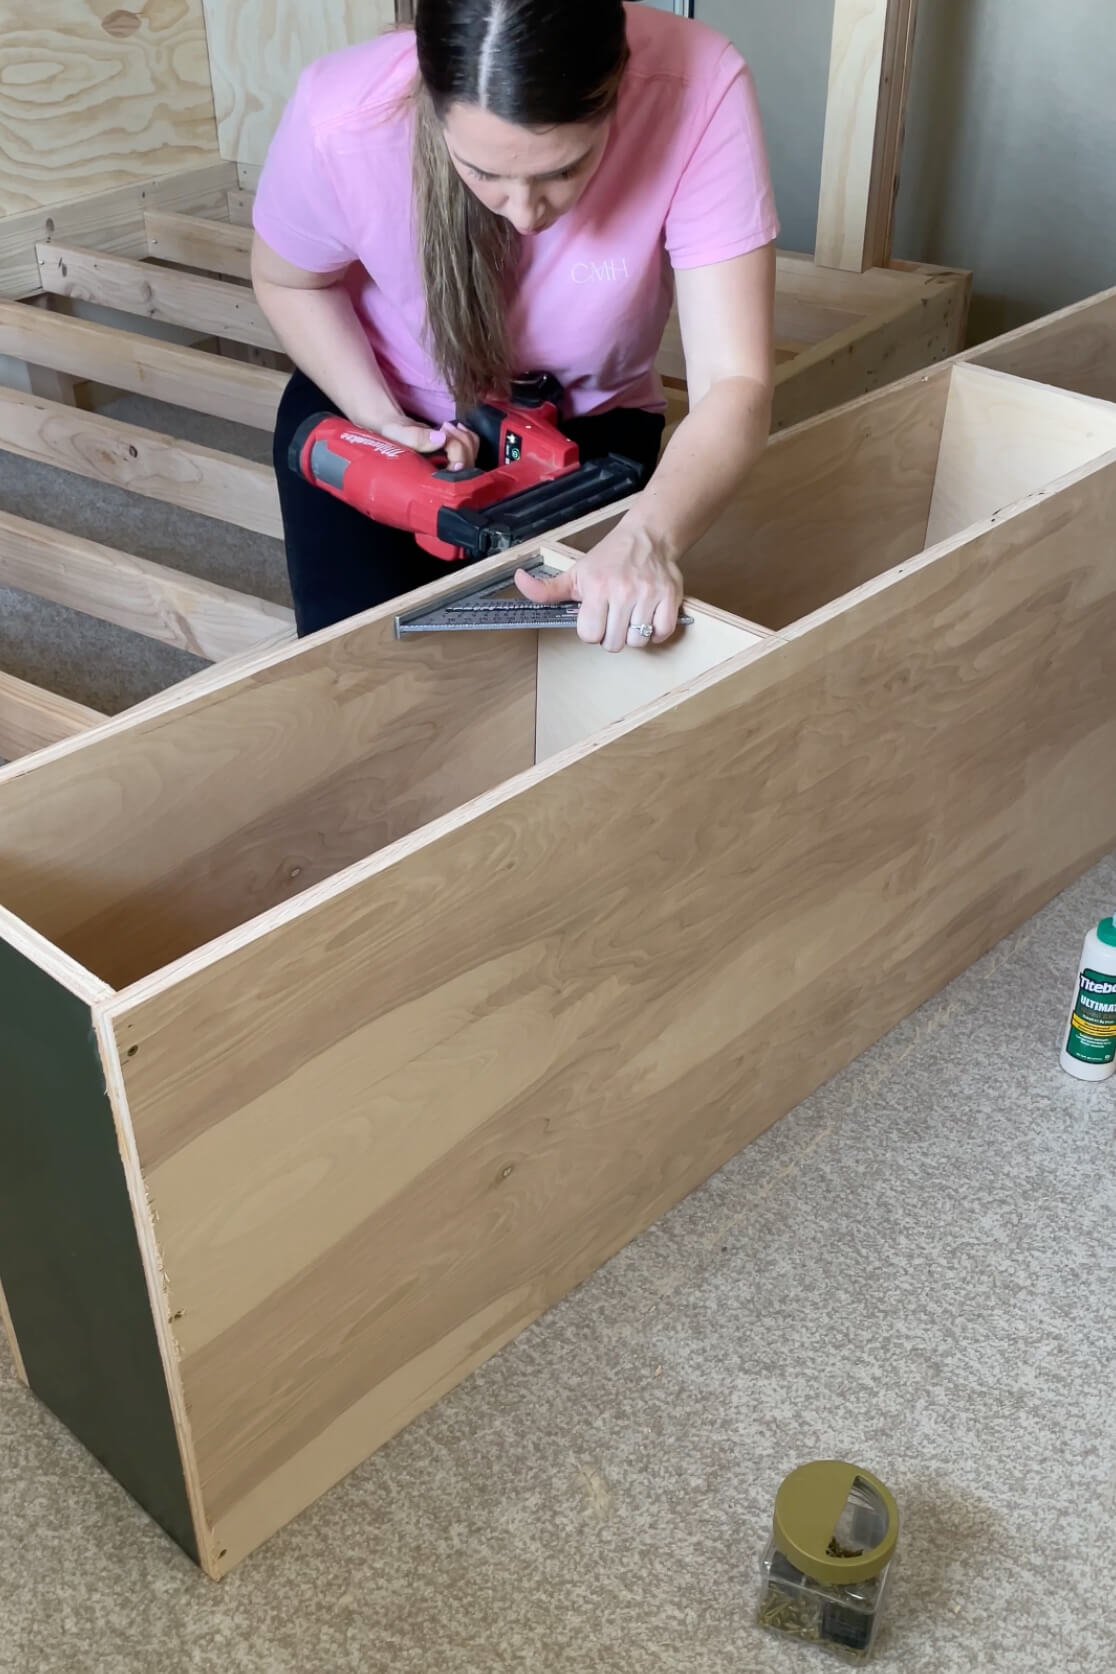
[374,418,480,471]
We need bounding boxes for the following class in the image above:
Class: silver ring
[631,622,655,639]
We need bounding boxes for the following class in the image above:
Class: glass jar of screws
[757,1461,899,1662]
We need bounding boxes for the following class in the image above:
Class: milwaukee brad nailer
[290,373,644,562]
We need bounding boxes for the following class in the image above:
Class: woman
[251,0,778,650]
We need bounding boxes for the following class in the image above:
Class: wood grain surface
[969,286,1116,405]
[144,211,252,279]
[37,242,280,350]
[201,0,396,166]
[0,162,235,298]
[0,508,290,661]
[0,384,280,534]
[0,297,284,427]
[0,671,102,761]
[92,430,1116,1570]
[0,612,539,988]
[0,2,219,217]
[649,367,949,630]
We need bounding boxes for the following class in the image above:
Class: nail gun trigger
[432,466,485,482]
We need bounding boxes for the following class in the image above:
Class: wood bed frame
[0,0,969,765]
[0,282,1114,1576]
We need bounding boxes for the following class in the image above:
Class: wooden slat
[145,213,253,280]
[1,163,236,299]
[0,671,103,761]
[0,386,281,538]
[0,300,283,430]
[0,3,219,220]
[85,436,1116,1572]
[36,244,280,353]
[0,510,291,662]
[815,0,921,272]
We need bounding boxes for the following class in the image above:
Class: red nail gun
[290,373,644,562]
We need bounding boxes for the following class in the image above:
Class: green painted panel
[0,939,199,1565]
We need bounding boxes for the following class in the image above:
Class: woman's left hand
[515,522,684,652]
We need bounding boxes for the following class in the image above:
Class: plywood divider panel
[966,285,1116,405]
[0,386,281,537]
[92,445,1116,1572]
[926,365,1116,548]
[0,300,284,429]
[0,3,220,218]
[669,368,952,629]
[0,510,291,662]
[37,245,280,352]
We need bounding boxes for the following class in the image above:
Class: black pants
[273,369,666,636]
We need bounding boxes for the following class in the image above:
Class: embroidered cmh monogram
[571,258,632,284]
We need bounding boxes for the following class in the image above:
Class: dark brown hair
[412,0,629,407]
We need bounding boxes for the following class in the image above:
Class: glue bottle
[1059,915,1116,1082]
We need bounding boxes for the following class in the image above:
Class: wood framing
[2,318,1115,1576]
[815,0,921,272]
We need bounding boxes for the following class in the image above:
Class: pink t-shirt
[253,3,778,424]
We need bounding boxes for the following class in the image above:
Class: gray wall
[695,0,1116,342]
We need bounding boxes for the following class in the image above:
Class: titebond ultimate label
[1065,967,1116,1067]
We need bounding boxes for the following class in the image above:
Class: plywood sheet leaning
[201,0,397,166]
[0,1,220,218]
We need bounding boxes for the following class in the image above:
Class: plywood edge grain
[1,163,239,299]
[0,1278,27,1385]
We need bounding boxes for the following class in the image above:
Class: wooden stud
[0,164,237,300]
[0,386,281,537]
[0,300,284,430]
[36,244,280,353]
[0,510,291,662]
[144,213,253,281]
[815,0,920,273]
[0,671,103,761]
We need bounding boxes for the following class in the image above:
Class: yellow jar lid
[773,1461,899,1587]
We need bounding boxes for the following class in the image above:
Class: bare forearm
[253,277,403,430]
[624,375,772,562]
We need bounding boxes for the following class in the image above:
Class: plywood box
[2,336,1116,1576]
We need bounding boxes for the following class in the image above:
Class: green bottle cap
[772,1461,899,1586]
[1097,917,1116,949]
